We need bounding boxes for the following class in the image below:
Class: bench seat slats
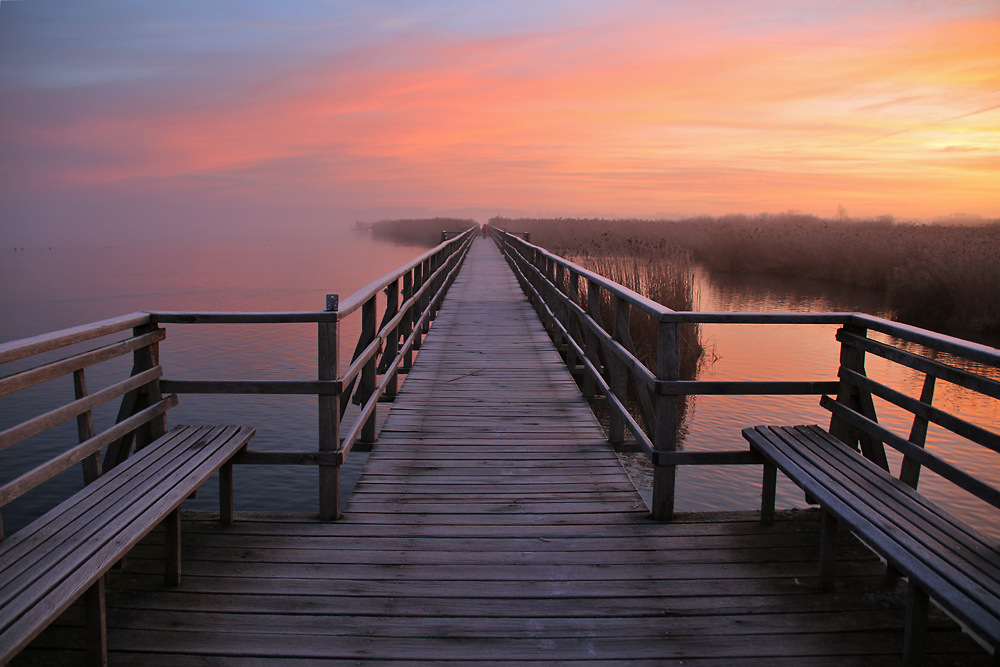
[0,425,216,593]
[791,425,1000,584]
[0,424,254,664]
[757,425,1000,630]
[744,424,1000,649]
[822,396,1000,510]
[775,427,1000,627]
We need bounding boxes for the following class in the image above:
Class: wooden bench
[742,322,1000,666]
[745,424,999,664]
[0,424,253,665]
[0,315,255,665]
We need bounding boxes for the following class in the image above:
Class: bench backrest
[0,313,174,539]
[824,317,1000,511]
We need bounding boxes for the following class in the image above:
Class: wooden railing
[0,314,172,539]
[489,227,1000,521]
[4,225,997,530]
[0,229,474,530]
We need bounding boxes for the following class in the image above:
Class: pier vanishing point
[2,229,999,665]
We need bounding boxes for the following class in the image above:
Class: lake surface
[2,236,998,541]
[0,234,426,534]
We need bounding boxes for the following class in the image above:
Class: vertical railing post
[583,279,603,399]
[652,317,680,520]
[830,323,889,470]
[402,271,414,367]
[431,251,443,319]
[525,245,539,306]
[360,295,378,444]
[609,297,629,444]
[543,258,557,333]
[384,278,400,398]
[412,263,424,350]
[559,264,579,371]
[73,369,101,484]
[567,271,583,386]
[420,258,432,336]
[319,294,341,521]
[554,263,570,362]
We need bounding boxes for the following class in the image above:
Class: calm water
[623,269,1000,543]
[0,234,427,534]
[2,238,998,542]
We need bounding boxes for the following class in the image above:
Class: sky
[1,0,998,244]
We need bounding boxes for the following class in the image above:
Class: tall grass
[490,215,1000,340]
[563,235,709,443]
[567,234,707,382]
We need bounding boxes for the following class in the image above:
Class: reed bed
[567,234,707,382]
[490,215,1000,339]
[562,235,709,442]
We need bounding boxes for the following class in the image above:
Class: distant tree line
[366,218,477,246]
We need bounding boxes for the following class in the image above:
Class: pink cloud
[2,1,998,243]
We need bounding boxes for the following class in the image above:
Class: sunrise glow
[1,1,998,243]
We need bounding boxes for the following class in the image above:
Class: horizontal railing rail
[0,228,476,531]
[0,313,153,365]
[490,227,1000,521]
[5,225,996,531]
[151,227,475,519]
[0,319,169,538]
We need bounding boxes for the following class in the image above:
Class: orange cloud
[4,8,998,222]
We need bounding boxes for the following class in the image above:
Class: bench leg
[818,509,838,591]
[220,460,234,525]
[903,580,929,666]
[761,462,776,525]
[165,507,181,586]
[84,577,107,667]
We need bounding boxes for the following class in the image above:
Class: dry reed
[490,215,1000,340]
[562,234,709,441]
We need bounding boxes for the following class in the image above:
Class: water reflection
[0,234,428,533]
[622,267,1000,543]
[701,268,890,314]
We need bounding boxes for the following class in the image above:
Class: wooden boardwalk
[16,239,990,665]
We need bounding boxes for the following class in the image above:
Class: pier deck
[15,239,989,664]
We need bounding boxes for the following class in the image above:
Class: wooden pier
[10,238,992,665]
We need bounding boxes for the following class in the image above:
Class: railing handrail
[490,226,1000,521]
[0,229,476,527]
[150,311,337,324]
[0,312,152,365]
[849,313,1000,368]
[338,228,475,317]
[492,228,1000,365]
[495,230,673,319]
